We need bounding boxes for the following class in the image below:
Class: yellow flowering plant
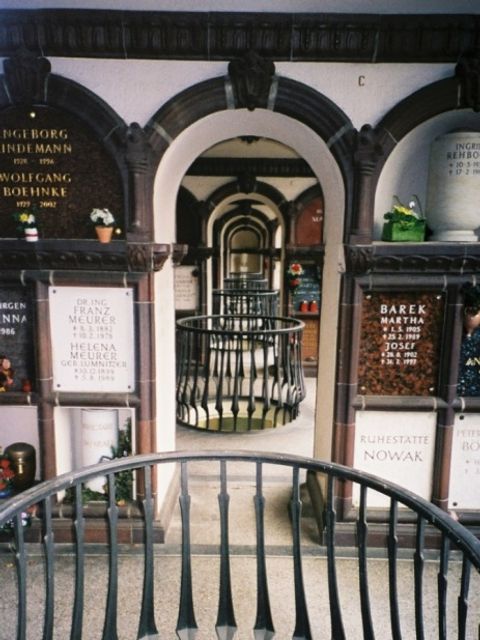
[384,197,424,227]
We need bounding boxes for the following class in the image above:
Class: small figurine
[0,356,14,391]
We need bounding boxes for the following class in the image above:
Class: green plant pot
[381,220,426,242]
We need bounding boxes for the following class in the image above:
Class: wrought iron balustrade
[0,450,479,639]
[212,288,279,317]
[176,314,305,431]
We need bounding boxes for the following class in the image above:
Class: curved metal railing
[0,450,479,639]
[176,315,305,431]
[212,288,279,317]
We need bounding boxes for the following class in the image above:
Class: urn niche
[426,131,480,242]
[81,409,118,493]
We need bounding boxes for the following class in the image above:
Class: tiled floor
[1,380,479,638]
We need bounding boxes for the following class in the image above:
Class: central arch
[152,105,345,462]
[147,67,352,461]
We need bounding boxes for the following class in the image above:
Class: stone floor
[1,379,479,638]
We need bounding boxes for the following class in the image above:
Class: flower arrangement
[0,453,15,497]
[90,208,116,228]
[382,196,426,242]
[384,199,424,226]
[13,210,37,231]
[286,262,304,288]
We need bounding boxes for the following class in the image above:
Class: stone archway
[148,63,350,462]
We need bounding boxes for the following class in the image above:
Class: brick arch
[144,73,355,235]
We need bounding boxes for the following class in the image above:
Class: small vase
[24,227,38,242]
[95,226,114,243]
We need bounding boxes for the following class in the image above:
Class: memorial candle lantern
[4,442,36,491]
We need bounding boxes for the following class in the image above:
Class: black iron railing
[212,288,279,317]
[0,451,479,640]
[176,315,305,431]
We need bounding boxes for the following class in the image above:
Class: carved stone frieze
[3,48,51,105]
[228,51,275,111]
[345,245,480,275]
[0,240,170,273]
[0,11,477,63]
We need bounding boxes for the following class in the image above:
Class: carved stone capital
[3,48,51,105]
[228,51,275,111]
[124,122,152,173]
[344,246,375,274]
[354,125,383,175]
[455,49,480,112]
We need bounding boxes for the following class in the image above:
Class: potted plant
[381,197,426,242]
[13,209,38,242]
[89,208,117,243]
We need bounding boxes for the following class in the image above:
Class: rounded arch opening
[152,107,345,460]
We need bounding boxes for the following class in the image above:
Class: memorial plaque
[358,292,444,396]
[448,414,480,510]
[174,266,199,311]
[353,411,436,508]
[291,264,321,311]
[49,287,135,393]
[0,105,123,239]
[301,318,319,361]
[295,196,324,246]
[0,286,35,391]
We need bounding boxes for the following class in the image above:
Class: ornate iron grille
[176,314,305,431]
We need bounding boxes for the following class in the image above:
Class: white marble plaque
[49,287,135,392]
[448,414,480,510]
[81,409,118,492]
[174,266,199,311]
[353,411,436,508]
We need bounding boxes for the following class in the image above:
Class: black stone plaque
[0,286,35,391]
[357,292,444,396]
[0,105,123,239]
[291,264,321,311]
